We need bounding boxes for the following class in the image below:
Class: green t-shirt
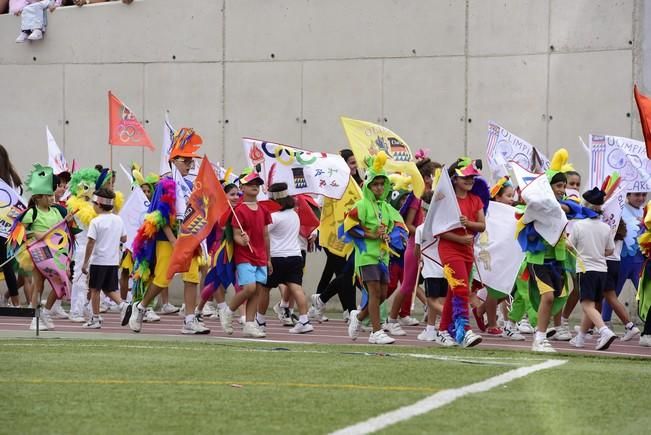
[21,207,63,234]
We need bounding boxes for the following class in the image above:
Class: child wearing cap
[218,169,272,338]
[81,188,130,329]
[568,187,617,350]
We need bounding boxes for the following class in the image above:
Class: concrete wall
[0,0,644,311]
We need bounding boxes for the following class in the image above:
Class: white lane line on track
[329,359,567,435]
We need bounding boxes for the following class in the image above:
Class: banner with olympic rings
[0,179,26,239]
[108,91,155,151]
[27,219,73,298]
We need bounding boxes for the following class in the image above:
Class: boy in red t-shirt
[219,169,272,338]
[438,158,486,347]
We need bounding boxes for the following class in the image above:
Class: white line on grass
[330,359,567,435]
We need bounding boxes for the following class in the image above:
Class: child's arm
[440,232,474,246]
[81,237,95,275]
[404,208,418,235]
[461,208,486,233]
[264,226,272,275]
[162,225,176,244]
[414,243,421,261]
[233,227,249,247]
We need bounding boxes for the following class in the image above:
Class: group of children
[2,135,650,352]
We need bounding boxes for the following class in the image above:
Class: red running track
[1,312,650,358]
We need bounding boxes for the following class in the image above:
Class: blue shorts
[236,263,268,286]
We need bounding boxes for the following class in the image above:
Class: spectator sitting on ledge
[13,0,61,43]
[73,0,132,6]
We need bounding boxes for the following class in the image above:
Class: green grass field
[0,337,649,435]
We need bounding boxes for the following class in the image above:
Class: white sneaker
[107,303,122,313]
[29,317,49,331]
[178,304,186,317]
[16,32,29,43]
[569,335,585,348]
[368,330,395,344]
[27,29,43,41]
[272,302,285,321]
[574,325,594,338]
[40,310,55,330]
[436,331,457,347]
[255,318,267,333]
[383,321,407,336]
[462,330,482,348]
[143,308,160,323]
[596,328,617,351]
[129,304,145,333]
[309,294,328,323]
[83,302,93,320]
[551,325,572,341]
[82,317,102,329]
[417,328,437,342]
[219,307,234,335]
[242,321,266,338]
[421,304,428,323]
[532,338,556,353]
[640,335,651,347]
[398,315,420,327]
[289,321,314,334]
[239,315,246,325]
[517,318,535,334]
[622,325,641,342]
[99,302,109,313]
[181,318,210,335]
[347,310,361,340]
[202,302,217,318]
[161,303,180,314]
[69,315,87,323]
[343,310,350,323]
[50,304,69,320]
[502,327,525,341]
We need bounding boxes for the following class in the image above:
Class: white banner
[242,138,350,199]
[474,202,525,294]
[486,121,549,182]
[589,134,651,192]
[46,126,69,175]
[118,186,149,252]
[510,163,567,246]
[423,169,463,238]
[601,186,626,233]
[0,179,26,239]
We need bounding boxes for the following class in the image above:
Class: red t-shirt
[231,202,273,266]
[438,192,483,262]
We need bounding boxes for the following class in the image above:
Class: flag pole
[228,202,254,253]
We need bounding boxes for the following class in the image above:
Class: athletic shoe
[569,335,585,348]
[462,330,482,348]
[574,325,594,338]
[398,315,420,327]
[531,338,556,353]
[310,294,328,323]
[517,318,535,334]
[282,308,296,326]
[368,330,395,344]
[289,321,314,334]
[382,321,407,336]
[272,302,285,321]
[195,312,206,326]
[551,325,572,341]
[239,315,246,325]
[501,327,525,341]
[99,302,109,313]
[417,328,437,342]
[202,302,217,318]
[348,310,361,340]
[82,317,102,329]
[471,307,486,332]
[596,328,617,351]
[69,315,87,323]
[622,325,641,342]
[143,308,160,323]
[16,32,29,43]
[29,317,49,331]
[161,303,180,314]
[195,315,210,333]
[486,326,503,336]
[50,304,69,319]
[255,318,267,333]
[178,304,186,317]
[343,310,351,324]
[242,322,266,338]
[83,302,93,320]
[129,304,145,333]
[436,331,457,347]
[120,304,132,326]
[182,318,211,335]
[640,335,651,347]
[219,307,234,335]
[40,310,55,330]
[27,29,43,41]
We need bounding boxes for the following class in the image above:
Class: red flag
[634,84,651,159]
[108,91,155,151]
[167,157,229,279]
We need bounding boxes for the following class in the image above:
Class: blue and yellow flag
[319,177,361,257]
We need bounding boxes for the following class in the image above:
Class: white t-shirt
[569,218,615,272]
[268,209,301,257]
[87,213,126,266]
[415,224,444,279]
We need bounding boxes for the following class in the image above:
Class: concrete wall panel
[383,57,465,165]
[226,0,465,61]
[224,61,302,170]
[548,50,633,179]
[143,63,223,174]
[0,65,64,179]
[467,55,548,159]
[302,59,382,153]
[550,0,634,51]
[468,0,549,56]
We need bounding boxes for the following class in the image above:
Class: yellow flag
[319,177,362,257]
[340,116,425,197]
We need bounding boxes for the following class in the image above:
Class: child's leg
[438,291,453,333]
[561,275,580,321]
[245,284,263,322]
[31,270,44,307]
[603,290,631,324]
[229,283,255,313]
[90,289,101,317]
[44,289,58,310]
[485,296,499,328]
[366,280,382,332]
[426,297,439,326]
[119,269,130,300]
[416,287,426,305]
[105,290,124,305]
[287,283,308,315]
[160,288,170,306]
[257,287,270,317]
[537,292,554,334]
[580,300,606,331]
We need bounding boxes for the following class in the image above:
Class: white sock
[185,314,195,323]
[598,325,608,334]
[626,322,634,330]
[578,331,587,338]
[388,317,397,323]
[52,300,61,309]
[279,300,289,308]
[136,302,145,312]
[426,324,437,332]
[256,313,266,324]
[535,331,546,342]
[299,314,308,324]
[225,306,234,315]
[217,302,227,310]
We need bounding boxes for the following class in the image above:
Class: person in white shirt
[258,183,313,334]
[568,187,617,350]
[81,188,129,329]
